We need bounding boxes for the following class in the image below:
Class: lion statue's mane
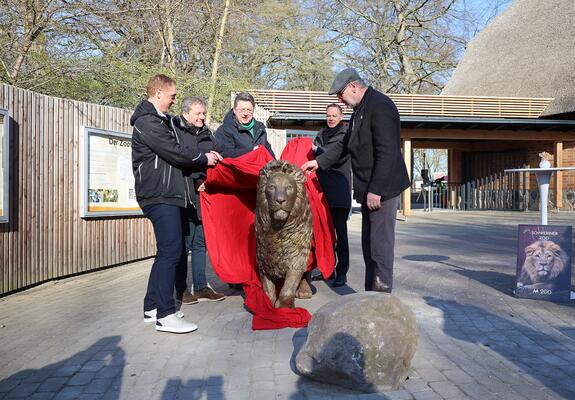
[518,240,567,288]
[255,160,313,281]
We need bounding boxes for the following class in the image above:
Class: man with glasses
[215,92,275,159]
[302,68,410,293]
[312,104,351,287]
[214,92,275,290]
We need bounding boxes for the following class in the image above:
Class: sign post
[515,225,572,302]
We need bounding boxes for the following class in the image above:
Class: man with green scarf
[215,92,276,159]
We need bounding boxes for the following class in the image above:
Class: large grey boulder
[295,293,418,392]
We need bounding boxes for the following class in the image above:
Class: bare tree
[317,0,475,94]
[413,149,447,180]
[206,0,232,123]
[0,0,98,86]
[0,0,509,120]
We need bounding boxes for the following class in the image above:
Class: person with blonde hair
[131,74,222,333]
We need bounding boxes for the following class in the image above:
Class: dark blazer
[316,87,410,204]
[313,122,352,209]
[171,115,215,221]
[215,109,275,158]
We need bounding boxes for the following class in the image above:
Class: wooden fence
[0,84,156,295]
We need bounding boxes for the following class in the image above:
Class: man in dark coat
[131,74,222,333]
[214,91,275,290]
[215,92,276,159]
[313,103,351,287]
[302,68,410,293]
[171,96,226,305]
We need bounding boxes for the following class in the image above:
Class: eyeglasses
[236,108,254,114]
[337,82,351,97]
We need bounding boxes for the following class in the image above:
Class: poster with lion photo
[516,225,572,302]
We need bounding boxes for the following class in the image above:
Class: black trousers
[361,195,400,291]
[331,207,350,280]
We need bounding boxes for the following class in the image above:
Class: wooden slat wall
[0,84,155,295]
[250,89,553,119]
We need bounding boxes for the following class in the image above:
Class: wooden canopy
[251,89,551,119]
[248,89,575,216]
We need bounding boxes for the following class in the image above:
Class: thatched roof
[441,0,575,118]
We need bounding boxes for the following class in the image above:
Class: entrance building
[249,90,575,216]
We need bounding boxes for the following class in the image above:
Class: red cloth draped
[279,138,335,279]
[201,139,335,330]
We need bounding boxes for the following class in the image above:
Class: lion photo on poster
[516,225,572,302]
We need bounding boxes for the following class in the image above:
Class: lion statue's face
[523,240,567,282]
[256,160,309,232]
[265,173,298,223]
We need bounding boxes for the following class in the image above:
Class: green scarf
[241,119,255,137]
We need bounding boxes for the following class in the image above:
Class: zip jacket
[130,100,207,208]
[214,109,275,158]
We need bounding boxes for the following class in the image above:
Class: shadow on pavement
[310,269,357,296]
[288,329,380,398]
[290,328,308,375]
[403,254,516,296]
[559,327,575,340]
[452,269,516,296]
[425,296,575,400]
[161,376,224,399]
[0,336,124,399]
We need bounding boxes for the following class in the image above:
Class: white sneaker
[144,309,184,323]
[155,312,197,333]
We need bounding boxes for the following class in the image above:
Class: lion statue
[255,160,313,308]
[517,240,568,291]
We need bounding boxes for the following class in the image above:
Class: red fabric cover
[279,138,336,279]
[201,140,334,330]
[201,147,272,284]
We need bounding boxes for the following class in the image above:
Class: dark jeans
[361,195,400,291]
[183,208,208,291]
[142,203,187,319]
[331,207,350,280]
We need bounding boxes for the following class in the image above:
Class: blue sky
[465,0,512,31]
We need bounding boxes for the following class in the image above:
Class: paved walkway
[1,210,575,400]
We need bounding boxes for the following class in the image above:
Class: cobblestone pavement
[1,210,575,400]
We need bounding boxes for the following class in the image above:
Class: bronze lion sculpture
[517,240,568,291]
[255,160,313,308]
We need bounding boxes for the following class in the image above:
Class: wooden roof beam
[403,128,575,141]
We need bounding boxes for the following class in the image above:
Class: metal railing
[416,169,571,212]
[422,169,528,211]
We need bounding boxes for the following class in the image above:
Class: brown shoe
[195,287,226,302]
[180,290,199,305]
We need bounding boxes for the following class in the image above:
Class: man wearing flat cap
[302,68,410,293]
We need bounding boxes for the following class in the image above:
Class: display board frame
[80,126,142,218]
[0,108,10,223]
